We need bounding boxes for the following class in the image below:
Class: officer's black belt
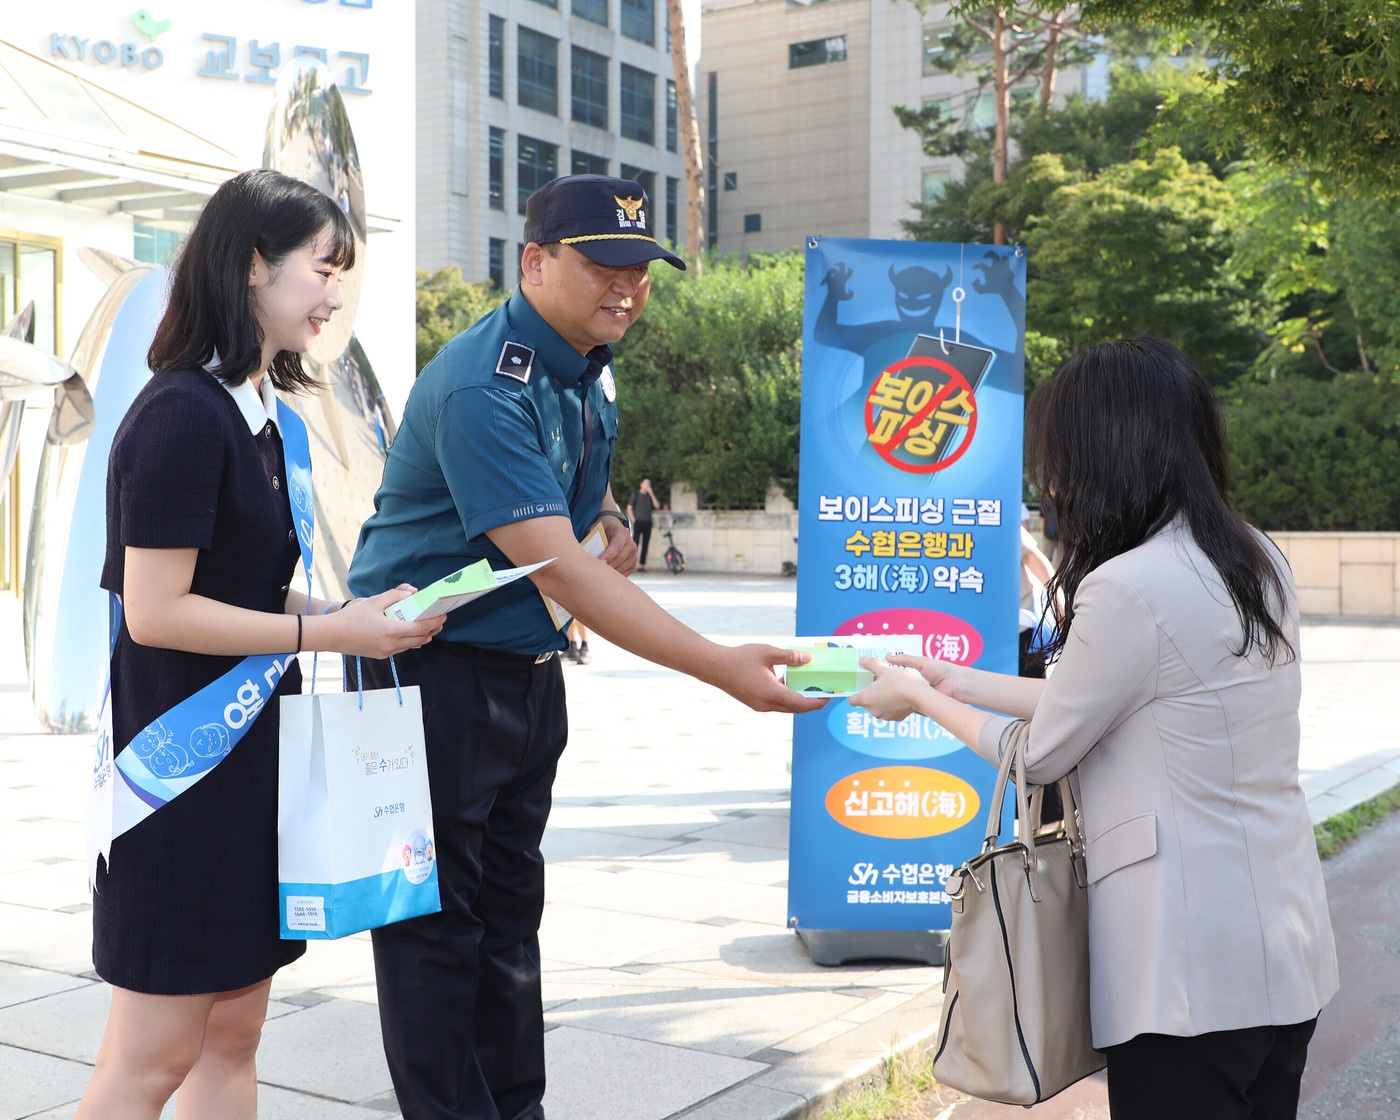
[434,639,557,666]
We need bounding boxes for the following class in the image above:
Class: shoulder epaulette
[494,341,535,383]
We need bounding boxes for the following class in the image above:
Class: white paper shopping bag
[278,682,441,939]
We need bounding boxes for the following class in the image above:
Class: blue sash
[88,398,313,867]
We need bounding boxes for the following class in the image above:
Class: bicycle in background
[781,535,797,577]
[662,527,686,574]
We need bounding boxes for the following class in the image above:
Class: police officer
[347,175,824,1120]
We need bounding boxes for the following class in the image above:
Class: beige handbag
[931,720,1105,1104]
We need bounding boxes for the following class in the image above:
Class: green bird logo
[133,10,171,42]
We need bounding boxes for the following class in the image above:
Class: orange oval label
[825,766,980,839]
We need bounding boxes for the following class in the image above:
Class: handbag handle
[982,719,1027,851]
[982,720,1086,902]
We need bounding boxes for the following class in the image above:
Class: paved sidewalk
[1,577,1397,1120]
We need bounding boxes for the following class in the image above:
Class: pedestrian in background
[627,476,658,570]
[346,174,824,1120]
[566,617,590,664]
[851,336,1337,1120]
[79,170,442,1120]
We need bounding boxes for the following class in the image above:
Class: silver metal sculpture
[265,56,367,364]
[0,305,44,497]
[25,261,164,732]
[24,56,394,732]
[0,303,94,488]
[263,56,397,595]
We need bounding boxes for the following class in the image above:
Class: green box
[382,558,496,622]
[784,645,874,696]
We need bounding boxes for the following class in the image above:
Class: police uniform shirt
[348,288,617,653]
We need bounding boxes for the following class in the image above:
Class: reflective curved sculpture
[0,332,78,396]
[25,264,164,731]
[0,305,42,501]
[0,304,95,491]
[24,56,395,732]
[265,55,366,363]
[264,56,396,595]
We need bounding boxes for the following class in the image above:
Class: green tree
[897,147,999,244]
[1330,196,1400,377]
[1016,61,1232,175]
[1226,164,1400,380]
[1023,146,1263,381]
[1083,0,1400,195]
[415,267,508,373]
[1226,372,1400,530]
[907,2,1096,242]
[900,62,1225,246]
[1226,164,1361,380]
[613,252,805,508]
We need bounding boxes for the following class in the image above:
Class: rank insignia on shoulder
[495,341,535,382]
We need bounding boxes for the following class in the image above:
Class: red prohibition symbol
[863,355,979,474]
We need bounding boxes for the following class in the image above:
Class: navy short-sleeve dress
[95,368,306,994]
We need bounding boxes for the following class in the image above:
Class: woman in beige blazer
[851,337,1337,1120]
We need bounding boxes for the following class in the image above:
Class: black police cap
[523,174,686,271]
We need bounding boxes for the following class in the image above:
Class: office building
[699,0,1088,254]
[416,0,691,287]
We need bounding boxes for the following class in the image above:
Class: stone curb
[675,984,947,1119]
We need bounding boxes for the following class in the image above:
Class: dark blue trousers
[1105,1017,1318,1120]
[632,521,652,566]
[360,642,567,1120]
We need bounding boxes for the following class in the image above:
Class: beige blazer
[981,518,1338,1050]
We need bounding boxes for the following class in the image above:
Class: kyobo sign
[48,5,375,92]
[50,8,170,70]
[50,34,165,70]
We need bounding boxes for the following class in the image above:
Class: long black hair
[148,169,355,392]
[1027,336,1292,664]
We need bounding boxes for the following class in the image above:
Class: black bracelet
[295,613,303,654]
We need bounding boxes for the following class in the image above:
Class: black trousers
[1104,1018,1317,1120]
[632,520,652,566]
[360,643,567,1120]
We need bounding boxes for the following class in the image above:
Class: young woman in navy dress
[78,170,443,1119]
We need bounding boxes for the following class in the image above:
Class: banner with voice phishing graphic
[789,237,1026,932]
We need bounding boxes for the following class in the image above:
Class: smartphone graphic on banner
[902,335,996,462]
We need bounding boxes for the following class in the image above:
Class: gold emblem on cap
[614,195,645,222]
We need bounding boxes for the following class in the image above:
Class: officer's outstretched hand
[598,516,638,576]
[713,645,829,713]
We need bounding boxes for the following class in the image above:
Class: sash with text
[86,398,314,877]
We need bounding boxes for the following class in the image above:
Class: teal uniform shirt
[348,288,617,653]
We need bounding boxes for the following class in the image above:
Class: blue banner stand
[796,927,948,967]
[788,236,1027,967]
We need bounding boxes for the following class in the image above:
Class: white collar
[218,374,281,436]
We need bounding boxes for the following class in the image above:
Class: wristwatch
[598,509,631,531]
